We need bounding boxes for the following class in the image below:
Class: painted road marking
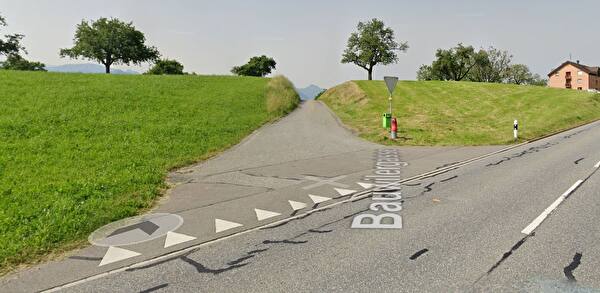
[254,209,281,221]
[99,247,141,267]
[164,231,196,248]
[215,219,243,233]
[335,188,357,196]
[308,194,331,204]
[89,213,183,247]
[357,182,375,189]
[521,180,584,235]
[595,160,600,168]
[302,175,349,190]
[288,200,307,211]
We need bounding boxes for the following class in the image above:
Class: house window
[578,71,583,76]
[577,79,582,84]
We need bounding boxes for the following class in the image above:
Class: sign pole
[384,76,399,139]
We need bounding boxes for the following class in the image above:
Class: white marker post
[513,120,519,141]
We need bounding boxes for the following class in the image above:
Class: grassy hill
[0,70,299,273]
[319,80,600,145]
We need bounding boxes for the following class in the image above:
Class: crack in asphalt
[574,158,584,165]
[440,175,458,183]
[486,142,557,167]
[308,229,333,233]
[479,233,534,281]
[409,249,429,260]
[180,255,248,274]
[138,283,168,293]
[262,239,308,245]
[239,171,302,181]
[259,208,333,230]
[564,252,583,282]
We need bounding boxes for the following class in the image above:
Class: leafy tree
[60,17,160,74]
[231,55,276,77]
[507,64,533,85]
[430,44,486,81]
[529,74,548,87]
[1,54,45,71]
[469,47,512,83]
[0,13,25,57]
[341,18,408,80]
[416,65,436,81]
[146,59,184,75]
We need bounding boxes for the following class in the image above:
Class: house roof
[548,61,600,77]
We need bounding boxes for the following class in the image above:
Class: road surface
[2,100,599,292]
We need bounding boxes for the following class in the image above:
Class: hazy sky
[1,0,599,88]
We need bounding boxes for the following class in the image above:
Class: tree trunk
[105,64,111,74]
[367,68,373,80]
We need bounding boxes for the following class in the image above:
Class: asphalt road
[2,101,600,292]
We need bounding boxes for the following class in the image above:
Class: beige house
[547,61,600,91]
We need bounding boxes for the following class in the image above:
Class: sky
[1,0,599,88]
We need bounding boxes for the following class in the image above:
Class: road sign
[384,76,399,96]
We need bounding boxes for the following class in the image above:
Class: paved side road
[2,100,599,292]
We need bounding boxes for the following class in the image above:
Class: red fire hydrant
[391,117,398,139]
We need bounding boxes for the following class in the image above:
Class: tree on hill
[429,43,487,81]
[0,14,25,58]
[231,55,276,77]
[60,17,160,74]
[0,13,45,71]
[1,54,45,71]
[507,64,534,85]
[341,18,408,80]
[146,59,184,75]
[469,47,512,83]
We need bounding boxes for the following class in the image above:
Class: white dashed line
[521,180,583,235]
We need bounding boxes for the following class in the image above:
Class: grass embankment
[319,80,600,145]
[0,71,299,273]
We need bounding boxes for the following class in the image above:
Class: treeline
[417,43,546,86]
[0,14,276,77]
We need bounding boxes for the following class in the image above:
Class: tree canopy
[341,18,408,80]
[0,13,25,57]
[231,55,276,77]
[1,54,46,71]
[146,59,185,75]
[417,44,546,86]
[60,17,160,74]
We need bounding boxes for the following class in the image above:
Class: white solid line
[521,180,584,235]
[595,160,600,168]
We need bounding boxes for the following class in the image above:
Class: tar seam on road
[574,158,584,164]
[564,253,583,282]
[409,249,429,260]
[138,283,168,293]
[474,233,534,284]
[440,175,458,183]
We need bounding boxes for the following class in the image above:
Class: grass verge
[319,80,600,145]
[0,70,299,274]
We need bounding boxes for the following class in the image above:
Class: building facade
[547,61,600,91]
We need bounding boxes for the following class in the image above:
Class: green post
[382,113,391,129]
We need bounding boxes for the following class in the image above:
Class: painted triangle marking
[254,209,281,221]
[215,219,243,233]
[357,182,375,189]
[288,200,307,211]
[309,194,331,204]
[164,231,197,248]
[99,246,141,266]
[335,188,357,196]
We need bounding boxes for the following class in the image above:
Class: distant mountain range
[45,63,139,75]
[296,84,325,100]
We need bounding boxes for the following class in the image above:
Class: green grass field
[320,80,600,145]
[0,71,299,273]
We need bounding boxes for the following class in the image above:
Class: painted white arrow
[357,182,375,189]
[164,231,197,248]
[254,209,281,221]
[335,188,357,196]
[309,194,331,204]
[99,246,141,266]
[288,200,307,211]
[215,219,243,233]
